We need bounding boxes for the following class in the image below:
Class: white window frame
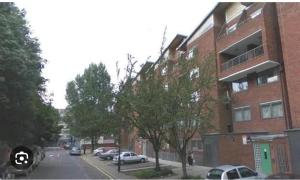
[186,47,197,60]
[233,106,251,122]
[164,83,168,91]
[260,100,283,119]
[191,91,200,102]
[190,67,200,79]
[161,66,167,76]
[257,68,279,85]
[232,78,248,93]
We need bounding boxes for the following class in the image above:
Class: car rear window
[207,169,223,179]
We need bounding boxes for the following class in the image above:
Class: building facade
[122,2,300,176]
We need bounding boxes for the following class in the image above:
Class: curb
[81,155,115,180]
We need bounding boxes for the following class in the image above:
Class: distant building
[57,109,71,145]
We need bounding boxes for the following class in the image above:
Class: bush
[131,168,173,179]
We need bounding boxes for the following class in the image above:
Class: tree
[164,53,216,178]
[0,3,60,146]
[115,57,169,171]
[65,63,114,150]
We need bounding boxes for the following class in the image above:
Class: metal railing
[221,45,264,71]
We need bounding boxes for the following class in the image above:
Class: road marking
[81,156,115,180]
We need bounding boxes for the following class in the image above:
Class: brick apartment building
[121,2,300,176]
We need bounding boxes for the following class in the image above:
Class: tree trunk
[91,136,95,152]
[181,151,188,178]
[154,149,160,171]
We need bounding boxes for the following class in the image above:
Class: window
[226,169,240,179]
[123,153,130,157]
[207,169,223,179]
[190,68,200,79]
[261,101,283,119]
[238,167,257,178]
[257,68,279,85]
[191,91,200,102]
[164,83,168,91]
[130,153,137,156]
[187,47,197,60]
[232,79,248,92]
[234,106,251,122]
[161,66,167,76]
[226,23,237,34]
[251,8,262,19]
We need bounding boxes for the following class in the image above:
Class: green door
[260,144,272,175]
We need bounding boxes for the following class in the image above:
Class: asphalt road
[25,147,108,179]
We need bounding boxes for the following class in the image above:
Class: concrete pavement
[148,157,211,178]
[26,147,108,179]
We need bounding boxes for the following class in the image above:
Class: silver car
[69,147,81,155]
[113,151,148,164]
[206,165,266,180]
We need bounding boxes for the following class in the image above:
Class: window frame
[233,106,251,122]
[186,47,197,60]
[161,66,167,76]
[260,100,284,119]
[257,68,279,86]
[191,91,200,102]
[189,67,200,79]
[232,78,248,93]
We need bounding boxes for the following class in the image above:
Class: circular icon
[10,146,33,170]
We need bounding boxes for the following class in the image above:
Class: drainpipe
[275,3,293,130]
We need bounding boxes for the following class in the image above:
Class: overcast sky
[15,0,218,109]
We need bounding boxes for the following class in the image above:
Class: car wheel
[121,160,125,165]
[140,158,145,163]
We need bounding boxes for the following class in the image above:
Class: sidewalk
[81,153,135,179]
[81,153,211,179]
[148,157,211,178]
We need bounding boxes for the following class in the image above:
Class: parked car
[99,149,119,160]
[93,147,115,156]
[113,151,148,164]
[206,165,266,180]
[7,164,32,177]
[69,146,81,156]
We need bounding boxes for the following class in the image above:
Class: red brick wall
[231,78,286,133]
[218,134,255,169]
[277,3,300,128]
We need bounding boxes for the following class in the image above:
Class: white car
[93,148,104,156]
[113,151,147,164]
[206,165,266,180]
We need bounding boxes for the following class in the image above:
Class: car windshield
[207,169,224,179]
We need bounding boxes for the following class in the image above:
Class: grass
[129,167,174,179]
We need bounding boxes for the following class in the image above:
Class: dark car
[99,149,119,160]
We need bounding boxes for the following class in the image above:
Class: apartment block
[122,2,300,176]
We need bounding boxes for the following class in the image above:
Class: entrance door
[260,144,272,175]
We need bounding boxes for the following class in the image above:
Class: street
[25,147,108,179]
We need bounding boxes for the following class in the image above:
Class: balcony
[221,45,263,71]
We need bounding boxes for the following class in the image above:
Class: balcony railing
[221,45,264,71]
